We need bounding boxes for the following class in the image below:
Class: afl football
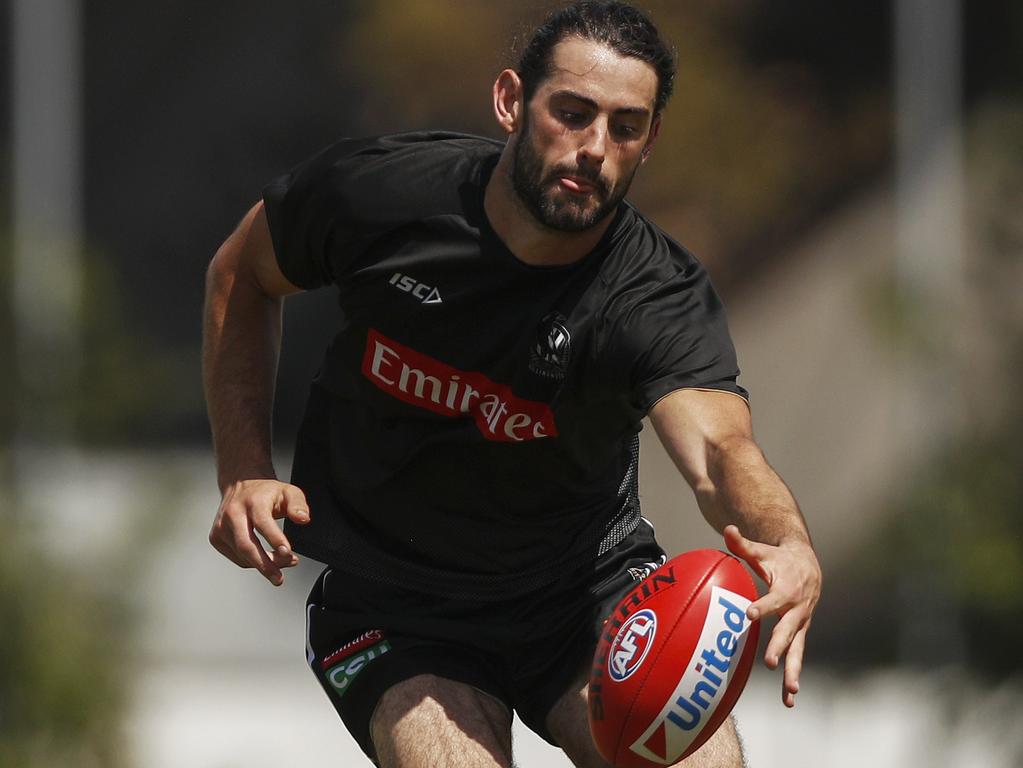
[588,550,760,767]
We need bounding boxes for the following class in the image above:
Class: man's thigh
[370,674,514,768]
[545,665,747,768]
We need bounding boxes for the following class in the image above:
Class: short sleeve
[615,263,748,414]
[261,133,496,290]
[263,137,397,290]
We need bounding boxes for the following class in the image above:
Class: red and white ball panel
[588,549,760,768]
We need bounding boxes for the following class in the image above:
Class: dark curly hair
[517,1,677,116]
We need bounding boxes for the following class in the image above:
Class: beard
[511,117,638,233]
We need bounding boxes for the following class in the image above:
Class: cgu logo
[609,609,657,682]
[389,272,442,304]
[629,587,753,764]
[325,639,392,697]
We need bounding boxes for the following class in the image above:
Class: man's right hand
[208,479,311,586]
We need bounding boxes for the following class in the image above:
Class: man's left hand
[723,524,822,708]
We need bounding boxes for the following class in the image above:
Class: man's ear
[493,69,524,135]
[641,113,662,163]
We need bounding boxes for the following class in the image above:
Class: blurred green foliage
[0,530,130,768]
[889,103,1023,672]
[886,428,1023,671]
[74,253,199,445]
[816,102,1023,673]
[0,235,199,447]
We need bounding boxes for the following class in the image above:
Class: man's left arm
[648,388,822,708]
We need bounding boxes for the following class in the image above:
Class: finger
[747,585,795,622]
[254,515,300,567]
[210,505,257,569]
[782,626,808,708]
[230,517,282,585]
[763,609,805,669]
[247,527,284,586]
[271,548,300,568]
[253,506,293,559]
[783,687,797,709]
[279,484,311,525]
[723,525,769,582]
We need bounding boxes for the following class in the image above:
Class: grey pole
[11,0,83,448]
[894,0,967,670]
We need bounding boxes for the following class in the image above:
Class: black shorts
[304,519,666,762]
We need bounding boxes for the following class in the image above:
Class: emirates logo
[361,329,558,442]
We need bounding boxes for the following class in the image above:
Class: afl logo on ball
[529,312,571,380]
[609,609,657,682]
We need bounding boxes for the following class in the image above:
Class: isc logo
[389,272,442,304]
[609,609,657,682]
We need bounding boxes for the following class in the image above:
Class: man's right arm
[202,201,311,586]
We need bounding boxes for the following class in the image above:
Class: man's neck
[484,149,615,267]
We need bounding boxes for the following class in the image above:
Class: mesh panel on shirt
[597,433,641,557]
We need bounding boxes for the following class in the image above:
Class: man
[203,3,821,767]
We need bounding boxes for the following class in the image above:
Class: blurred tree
[339,0,512,135]
[0,233,197,446]
[641,0,891,281]
[73,250,198,445]
[890,103,1023,674]
[810,103,1023,674]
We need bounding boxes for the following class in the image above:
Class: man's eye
[560,110,584,123]
[614,124,640,139]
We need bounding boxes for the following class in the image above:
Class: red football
[588,550,760,767]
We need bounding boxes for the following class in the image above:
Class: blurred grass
[0,454,186,768]
[0,526,130,768]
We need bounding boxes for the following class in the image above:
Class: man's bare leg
[545,666,746,768]
[370,674,514,768]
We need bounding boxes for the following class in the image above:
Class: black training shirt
[263,132,746,597]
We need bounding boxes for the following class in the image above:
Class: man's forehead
[541,36,658,111]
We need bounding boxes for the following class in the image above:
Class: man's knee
[369,674,513,768]
[545,666,745,768]
[676,716,746,768]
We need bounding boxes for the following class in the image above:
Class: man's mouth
[557,174,603,196]
[559,176,593,194]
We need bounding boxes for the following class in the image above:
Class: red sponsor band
[361,328,558,443]
[322,629,385,670]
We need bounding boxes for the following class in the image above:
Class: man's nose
[577,118,607,167]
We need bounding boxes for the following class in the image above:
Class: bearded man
[203,3,821,766]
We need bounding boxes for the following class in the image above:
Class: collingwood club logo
[529,312,571,380]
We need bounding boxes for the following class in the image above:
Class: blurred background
[2,1,1021,766]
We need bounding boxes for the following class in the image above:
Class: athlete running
[203,3,822,766]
